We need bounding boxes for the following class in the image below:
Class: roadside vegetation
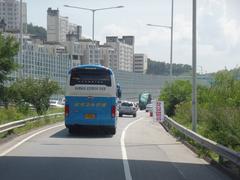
[0,107,63,125]
[160,69,240,153]
[0,115,63,139]
[146,59,192,76]
[27,23,47,41]
[0,33,63,126]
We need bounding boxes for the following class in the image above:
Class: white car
[145,103,153,112]
[119,101,137,117]
[49,100,64,108]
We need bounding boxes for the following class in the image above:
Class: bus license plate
[84,114,96,119]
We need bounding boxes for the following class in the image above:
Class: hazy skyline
[25,0,240,73]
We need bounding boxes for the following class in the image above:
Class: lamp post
[19,0,23,77]
[147,0,174,78]
[20,0,23,69]
[64,5,124,41]
[192,0,197,132]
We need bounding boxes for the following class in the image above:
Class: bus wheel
[68,127,74,134]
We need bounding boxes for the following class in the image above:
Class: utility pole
[170,0,174,78]
[19,0,23,77]
[192,0,197,132]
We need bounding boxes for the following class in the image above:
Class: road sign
[152,100,164,122]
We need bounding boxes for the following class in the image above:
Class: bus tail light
[65,105,69,117]
[111,105,116,118]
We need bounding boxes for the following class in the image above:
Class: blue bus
[65,65,119,134]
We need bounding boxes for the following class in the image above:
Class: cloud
[95,0,240,72]
[198,0,227,51]
[198,0,240,51]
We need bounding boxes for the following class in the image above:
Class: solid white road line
[121,118,143,180]
[0,123,64,156]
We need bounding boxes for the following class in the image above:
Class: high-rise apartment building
[0,0,27,33]
[47,8,60,43]
[134,53,148,73]
[59,16,69,42]
[79,39,101,65]
[6,33,72,89]
[105,36,134,72]
[99,45,116,68]
[47,8,81,43]
[63,40,84,67]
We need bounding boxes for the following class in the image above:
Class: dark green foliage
[10,78,61,115]
[199,71,240,150]
[0,33,19,107]
[27,23,47,41]
[159,80,192,116]
[146,59,192,76]
[163,70,240,152]
[0,33,19,85]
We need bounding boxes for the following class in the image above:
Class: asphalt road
[0,111,231,180]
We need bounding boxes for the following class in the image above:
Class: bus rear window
[70,68,112,86]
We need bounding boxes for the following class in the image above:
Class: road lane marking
[0,124,64,156]
[121,117,143,180]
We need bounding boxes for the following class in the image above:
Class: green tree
[0,34,19,84]
[10,78,61,115]
[159,80,192,116]
[0,33,19,107]
[27,23,47,41]
[146,59,192,76]
[172,70,240,151]
[200,71,240,149]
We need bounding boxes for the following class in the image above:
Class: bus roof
[68,64,113,75]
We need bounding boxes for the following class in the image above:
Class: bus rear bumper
[65,124,116,135]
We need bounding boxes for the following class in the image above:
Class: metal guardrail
[163,115,240,167]
[0,112,64,134]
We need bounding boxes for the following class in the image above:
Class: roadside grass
[0,107,64,125]
[168,122,219,162]
[0,115,64,139]
[169,126,240,178]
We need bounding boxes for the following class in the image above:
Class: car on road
[145,103,153,112]
[134,102,139,110]
[116,99,122,111]
[118,101,137,117]
[49,99,64,108]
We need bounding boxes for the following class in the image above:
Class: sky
[25,0,240,73]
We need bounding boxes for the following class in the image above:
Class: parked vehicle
[119,101,137,117]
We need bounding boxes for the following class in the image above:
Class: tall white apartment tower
[47,8,63,43]
[47,8,70,43]
[47,8,82,43]
[0,0,27,33]
[134,53,148,73]
[106,36,134,72]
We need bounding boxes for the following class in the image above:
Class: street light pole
[64,5,124,42]
[146,23,173,78]
[170,0,174,78]
[92,10,95,41]
[192,0,197,132]
[19,0,23,77]
[147,0,174,78]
